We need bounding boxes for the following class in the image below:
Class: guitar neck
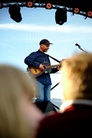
[46,64,60,69]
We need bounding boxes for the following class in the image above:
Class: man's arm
[24,52,40,68]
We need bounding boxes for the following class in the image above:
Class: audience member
[0,64,43,138]
[36,52,92,137]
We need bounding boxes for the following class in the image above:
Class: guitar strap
[47,54,60,91]
[47,54,60,63]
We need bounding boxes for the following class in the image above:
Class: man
[24,39,59,102]
[36,52,92,137]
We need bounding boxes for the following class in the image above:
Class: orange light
[27,1,33,7]
[0,3,2,8]
[46,3,52,9]
[74,8,80,14]
[87,11,92,17]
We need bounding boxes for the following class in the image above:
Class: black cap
[39,39,53,45]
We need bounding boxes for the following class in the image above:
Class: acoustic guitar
[28,64,60,77]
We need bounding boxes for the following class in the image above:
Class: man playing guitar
[24,39,60,102]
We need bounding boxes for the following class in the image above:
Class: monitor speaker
[34,101,58,113]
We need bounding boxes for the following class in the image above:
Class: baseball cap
[39,39,53,45]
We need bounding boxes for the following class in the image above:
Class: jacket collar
[60,99,92,112]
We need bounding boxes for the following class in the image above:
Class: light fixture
[0,3,2,8]
[73,8,80,14]
[55,8,67,25]
[45,3,52,9]
[26,1,33,8]
[9,4,22,23]
[87,11,92,17]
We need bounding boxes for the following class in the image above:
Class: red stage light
[27,1,33,7]
[46,3,52,9]
[87,11,92,17]
[73,8,80,14]
[0,3,2,8]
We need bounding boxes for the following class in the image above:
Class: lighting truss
[1,2,92,19]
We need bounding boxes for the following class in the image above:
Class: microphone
[75,43,88,53]
[75,43,81,47]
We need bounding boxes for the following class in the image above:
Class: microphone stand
[75,44,88,53]
[51,82,60,91]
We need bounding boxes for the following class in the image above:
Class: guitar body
[28,67,43,77]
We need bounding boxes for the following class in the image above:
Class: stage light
[9,4,22,23]
[87,11,92,17]
[26,1,33,7]
[0,3,2,8]
[55,8,67,25]
[73,8,80,14]
[45,3,52,9]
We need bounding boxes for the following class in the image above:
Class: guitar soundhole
[34,68,37,72]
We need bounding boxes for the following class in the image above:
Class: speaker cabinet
[34,101,58,113]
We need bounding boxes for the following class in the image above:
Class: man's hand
[57,59,65,70]
[39,64,45,71]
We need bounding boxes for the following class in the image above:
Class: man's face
[40,44,50,52]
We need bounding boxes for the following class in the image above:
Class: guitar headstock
[59,58,65,69]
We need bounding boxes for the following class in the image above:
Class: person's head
[39,39,53,52]
[60,52,92,101]
[0,64,42,138]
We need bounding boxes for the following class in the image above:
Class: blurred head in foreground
[0,64,43,138]
[60,52,92,101]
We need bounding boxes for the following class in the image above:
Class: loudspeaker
[34,101,57,113]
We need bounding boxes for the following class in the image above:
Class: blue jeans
[36,81,51,102]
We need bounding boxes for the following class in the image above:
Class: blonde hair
[0,64,37,138]
[60,52,92,101]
